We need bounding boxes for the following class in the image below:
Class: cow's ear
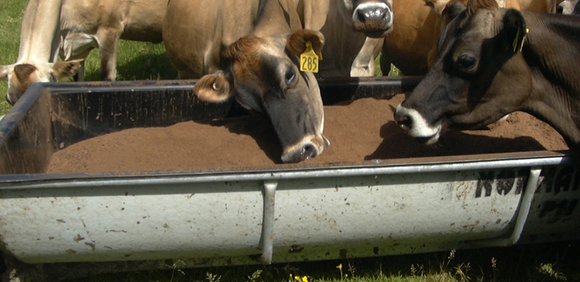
[194,71,234,103]
[13,64,37,83]
[287,30,325,59]
[52,59,82,80]
[502,9,527,53]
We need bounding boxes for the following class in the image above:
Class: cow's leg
[97,29,121,81]
[351,37,383,77]
[60,32,96,81]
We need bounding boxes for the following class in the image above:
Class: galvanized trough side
[0,78,578,270]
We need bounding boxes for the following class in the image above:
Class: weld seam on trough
[259,180,277,264]
[468,167,542,247]
[0,155,570,190]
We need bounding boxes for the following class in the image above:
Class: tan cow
[163,0,393,163]
[163,0,393,79]
[380,0,559,75]
[0,0,166,104]
[165,0,328,163]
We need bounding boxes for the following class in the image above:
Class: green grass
[0,0,27,114]
[0,0,176,116]
[63,242,580,282]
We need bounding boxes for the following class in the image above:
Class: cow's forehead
[466,9,499,35]
[440,8,499,52]
[258,36,287,56]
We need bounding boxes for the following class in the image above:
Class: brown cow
[380,0,467,75]
[164,0,334,163]
[380,0,558,75]
[163,0,393,163]
[0,0,166,104]
[163,0,394,79]
[394,0,580,159]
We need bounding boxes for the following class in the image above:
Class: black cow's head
[395,0,533,145]
[194,30,329,163]
[341,0,394,37]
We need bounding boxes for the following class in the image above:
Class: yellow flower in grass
[293,275,308,282]
[336,264,342,270]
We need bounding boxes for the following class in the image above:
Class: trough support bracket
[259,180,278,264]
[468,167,542,247]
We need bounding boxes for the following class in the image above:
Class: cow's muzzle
[281,134,329,163]
[352,3,393,37]
[395,104,441,145]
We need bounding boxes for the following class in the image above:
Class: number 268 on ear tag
[300,41,320,73]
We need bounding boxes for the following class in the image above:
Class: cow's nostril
[358,7,387,22]
[395,113,412,131]
[357,9,367,23]
[302,144,317,160]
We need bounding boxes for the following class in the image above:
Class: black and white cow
[395,0,580,159]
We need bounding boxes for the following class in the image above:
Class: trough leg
[260,180,278,264]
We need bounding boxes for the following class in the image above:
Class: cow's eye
[455,54,476,71]
[284,67,296,87]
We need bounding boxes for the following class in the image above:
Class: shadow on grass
[61,240,580,282]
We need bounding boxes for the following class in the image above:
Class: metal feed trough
[0,77,578,274]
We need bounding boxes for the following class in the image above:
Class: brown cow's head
[0,60,81,105]
[395,0,532,145]
[341,0,394,37]
[194,30,329,163]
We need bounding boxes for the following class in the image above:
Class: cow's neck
[318,1,367,75]
[522,13,580,149]
[17,0,62,64]
[252,0,301,37]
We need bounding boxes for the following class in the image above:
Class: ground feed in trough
[47,94,568,173]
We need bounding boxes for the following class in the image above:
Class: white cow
[0,0,167,104]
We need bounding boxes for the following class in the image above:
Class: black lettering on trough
[540,167,557,194]
[514,168,528,195]
[496,170,515,195]
[554,166,575,195]
[475,169,528,198]
[476,171,495,198]
[539,199,578,218]
[538,166,578,194]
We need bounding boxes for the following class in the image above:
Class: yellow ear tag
[512,27,529,53]
[300,41,320,73]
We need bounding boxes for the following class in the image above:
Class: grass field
[1,1,580,281]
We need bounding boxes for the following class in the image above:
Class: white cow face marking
[395,104,442,145]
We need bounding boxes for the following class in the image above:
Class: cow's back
[60,0,166,43]
[163,0,261,79]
